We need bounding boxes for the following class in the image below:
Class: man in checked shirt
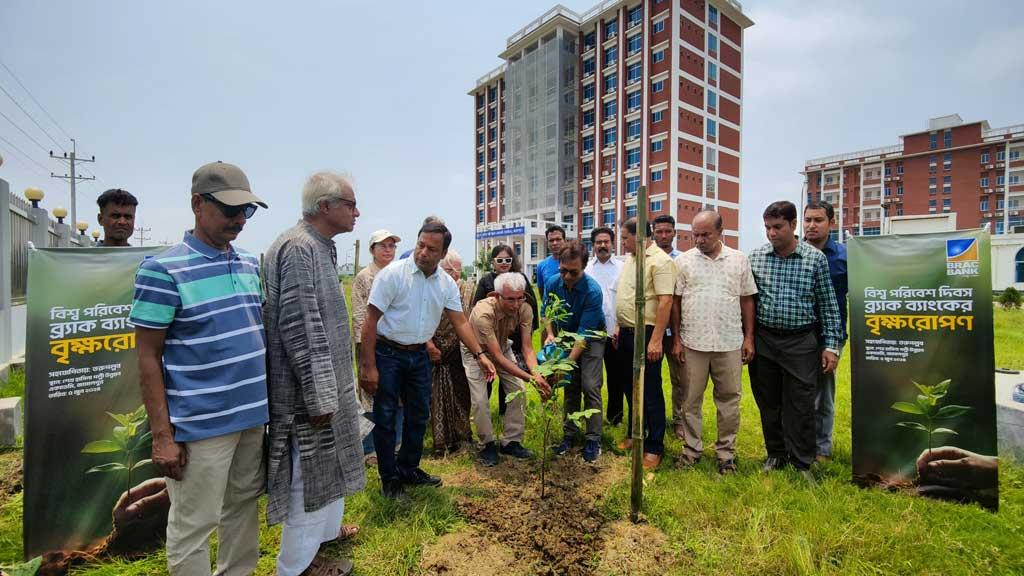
[748,200,842,478]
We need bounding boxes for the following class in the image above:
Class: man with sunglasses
[131,161,268,575]
[546,240,607,462]
[464,272,550,466]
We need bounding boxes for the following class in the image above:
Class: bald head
[691,210,723,256]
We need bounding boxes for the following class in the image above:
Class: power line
[50,139,95,227]
[0,58,72,141]
[0,142,48,178]
[0,81,65,152]
[0,132,50,174]
[0,108,49,153]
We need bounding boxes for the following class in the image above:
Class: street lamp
[76,221,88,236]
[52,207,68,224]
[24,187,44,208]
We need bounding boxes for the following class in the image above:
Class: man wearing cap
[95,188,138,247]
[131,161,269,575]
[264,171,365,576]
[350,228,402,464]
[359,220,496,499]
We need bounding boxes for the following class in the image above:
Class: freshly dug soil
[426,454,628,576]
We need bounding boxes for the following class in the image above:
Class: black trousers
[603,336,626,425]
[749,327,821,470]
[618,326,666,455]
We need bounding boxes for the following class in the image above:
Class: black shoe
[762,456,789,472]
[500,441,534,459]
[582,439,601,463]
[400,467,443,487]
[552,437,573,456]
[718,459,737,475]
[382,479,405,499]
[479,441,499,467]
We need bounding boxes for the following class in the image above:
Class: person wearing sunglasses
[471,244,539,416]
[131,161,268,575]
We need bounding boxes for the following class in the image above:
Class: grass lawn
[0,308,1021,574]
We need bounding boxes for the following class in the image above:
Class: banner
[849,230,998,510]
[24,246,168,559]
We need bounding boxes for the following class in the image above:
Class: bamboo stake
[630,185,648,523]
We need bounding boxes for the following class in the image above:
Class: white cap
[369,229,400,246]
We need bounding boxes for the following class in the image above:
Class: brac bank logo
[946,238,979,277]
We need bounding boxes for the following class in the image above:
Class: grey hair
[494,272,526,293]
[301,171,354,217]
[440,248,463,269]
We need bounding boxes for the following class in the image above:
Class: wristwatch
[473,350,485,359]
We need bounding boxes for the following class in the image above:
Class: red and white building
[471,0,753,274]
[803,115,1024,239]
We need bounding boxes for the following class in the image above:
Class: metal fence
[8,192,32,303]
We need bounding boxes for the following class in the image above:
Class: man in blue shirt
[802,200,848,463]
[535,224,566,308]
[544,240,606,462]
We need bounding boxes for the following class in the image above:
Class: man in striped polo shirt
[132,161,269,576]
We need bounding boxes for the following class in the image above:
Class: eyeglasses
[336,198,357,210]
[559,267,582,277]
[202,194,257,219]
[493,257,513,265]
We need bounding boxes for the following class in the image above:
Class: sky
[1,0,1022,264]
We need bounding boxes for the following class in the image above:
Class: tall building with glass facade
[472,0,753,271]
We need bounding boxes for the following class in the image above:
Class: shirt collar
[407,257,439,279]
[183,231,231,260]
[300,220,335,248]
[695,245,730,261]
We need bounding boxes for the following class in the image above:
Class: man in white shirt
[584,226,625,425]
[670,211,757,474]
[359,222,496,498]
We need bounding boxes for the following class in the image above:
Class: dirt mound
[436,455,628,576]
[593,520,677,576]
[421,529,530,576]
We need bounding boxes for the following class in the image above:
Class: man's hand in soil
[152,432,187,480]
[917,446,998,490]
[113,478,170,527]
[532,373,552,400]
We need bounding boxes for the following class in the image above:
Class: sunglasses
[493,257,513,265]
[202,194,257,219]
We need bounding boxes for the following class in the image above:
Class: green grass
[0,309,1020,574]
[0,369,24,400]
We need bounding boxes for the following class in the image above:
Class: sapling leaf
[86,462,128,474]
[505,390,526,403]
[896,421,929,431]
[912,381,931,396]
[131,458,154,471]
[931,428,958,436]
[933,379,951,396]
[81,440,122,454]
[107,412,133,427]
[935,405,972,420]
[892,402,924,415]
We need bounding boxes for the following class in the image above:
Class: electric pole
[353,239,361,274]
[134,226,152,246]
[49,138,95,229]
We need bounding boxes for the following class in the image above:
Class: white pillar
[0,179,11,370]
[1004,140,1011,235]
[838,166,845,243]
[858,162,864,236]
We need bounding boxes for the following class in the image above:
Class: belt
[377,336,426,351]
[758,324,817,337]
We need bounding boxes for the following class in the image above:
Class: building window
[609,181,617,198]
[708,34,718,54]
[653,20,665,34]
[477,151,484,165]
[1012,150,1022,161]
[583,213,594,229]
[489,186,496,199]
[884,166,892,177]
[582,135,595,154]
[897,185,904,195]
[706,146,717,167]
[863,227,881,236]
[604,73,617,91]
[653,49,665,63]
[998,174,1005,186]
[943,175,952,184]
[943,198,951,210]
[531,241,538,259]
[709,5,719,26]
[998,198,1005,210]
[583,58,595,76]
[606,156,617,174]
[626,147,641,168]
[603,99,617,119]
[651,140,664,153]
[627,34,642,56]
[478,209,485,223]
[997,149,1006,161]
[628,5,642,26]
[708,62,718,83]
[476,93,484,108]
[477,190,484,204]
[981,176,989,187]
[929,199,936,209]
[1016,248,1024,283]
[627,119,641,140]
[1012,175,1022,185]
[707,89,717,111]
[627,90,642,111]
[929,133,937,150]
[478,172,484,185]
[603,127,617,147]
[583,83,595,102]
[981,198,989,211]
[943,152,952,170]
[626,204,638,218]
[622,61,638,84]
[981,152,990,163]
[477,133,484,146]
[707,118,717,138]
[605,18,618,39]
[652,79,664,92]
[652,109,663,123]
[651,170,663,182]
[583,109,595,128]
[705,174,716,196]
[626,176,640,196]
[650,199,663,211]
[897,164,904,175]
[582,161,593,179]
[604,46,618,67]
[825,175,834,185]
[603,209,615,225]
[884,187,891,197]
[943,129,952,148]
[584,31,596,51]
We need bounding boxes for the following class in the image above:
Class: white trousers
[276,436,346,576]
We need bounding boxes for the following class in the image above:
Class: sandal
[300,552,354,576]
[333,524,359,542]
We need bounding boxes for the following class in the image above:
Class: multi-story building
[803,115,1024,240]
[471,0,753,276]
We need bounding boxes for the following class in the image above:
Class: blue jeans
[361,410,403,456]
[815,370,836,457]
[372,341,433,484]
